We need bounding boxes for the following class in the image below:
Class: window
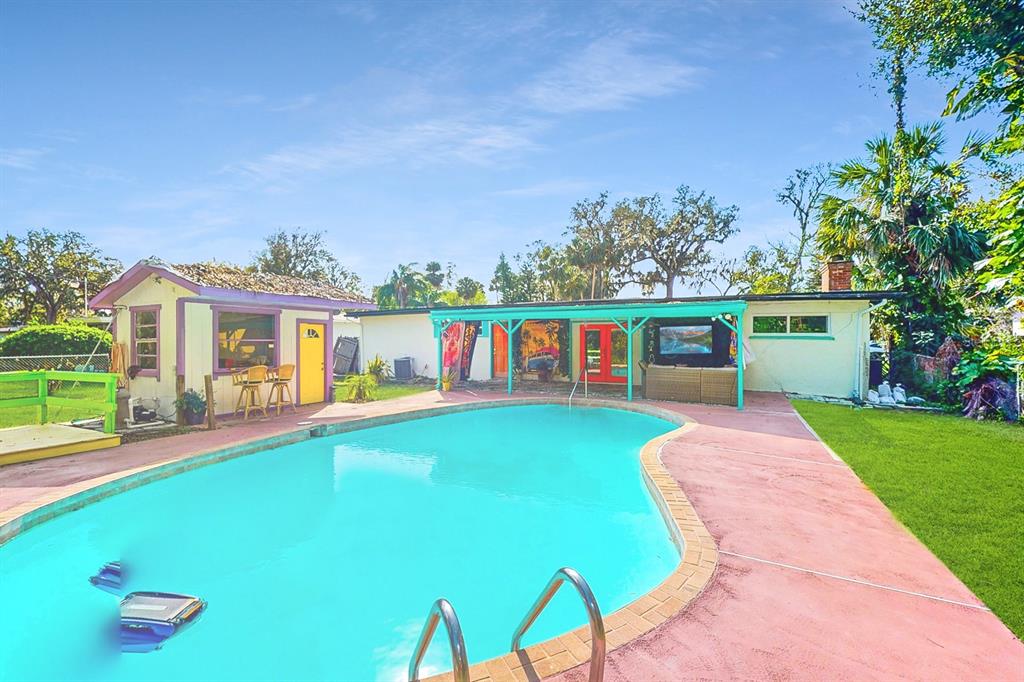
[790,315,829,334]
[752,314,830,336]
[131,306,160,377]
[216,310,277,371]
[752,315,787,334]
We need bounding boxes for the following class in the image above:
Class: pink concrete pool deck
[1,390,1021,680]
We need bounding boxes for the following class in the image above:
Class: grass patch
[0,379,107,429]
[334,380,434,404]
[792,400,1024,638]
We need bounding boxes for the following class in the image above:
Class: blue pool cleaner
[88,561,123,594]
[119,591,206,653]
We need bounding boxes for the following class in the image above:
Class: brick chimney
[821,256,853,291]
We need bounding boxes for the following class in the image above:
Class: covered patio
[429,299,748,409]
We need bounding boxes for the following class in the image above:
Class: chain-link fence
[0,354,110,373]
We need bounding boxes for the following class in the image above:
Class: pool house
[88,259,374,417]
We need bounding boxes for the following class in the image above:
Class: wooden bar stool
[234,365,269,420]
[267,364,296,415]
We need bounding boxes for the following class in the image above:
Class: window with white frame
[131,307,160,375]
[752,314,829,335]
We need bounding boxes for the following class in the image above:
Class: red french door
[579,324,628,383]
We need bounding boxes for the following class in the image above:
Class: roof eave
[194,286,376,311]
[89,261,200,310]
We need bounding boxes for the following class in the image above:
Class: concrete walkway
[556,393,1024,681]
[1,390,1021,680]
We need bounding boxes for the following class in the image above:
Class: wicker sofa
[644,364,738,406]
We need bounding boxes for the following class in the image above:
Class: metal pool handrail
[408,598,470,682]
[568,364,589,409]
[510,567,605,682]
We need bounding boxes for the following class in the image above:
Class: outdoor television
[658,325,713,355]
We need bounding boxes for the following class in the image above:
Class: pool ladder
[568,365,589,409]
[408,567,606,682]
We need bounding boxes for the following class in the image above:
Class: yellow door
[298,322,326,404]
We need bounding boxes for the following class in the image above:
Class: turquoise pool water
[0,405,679,681]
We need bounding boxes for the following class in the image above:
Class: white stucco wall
[358,312,492,380]
[744,300,868,398]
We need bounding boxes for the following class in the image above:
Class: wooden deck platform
[0,424,121,466]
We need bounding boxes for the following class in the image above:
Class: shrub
[366,355,392,382]
[954,338,1023,421]
[0,324,112,357]
[340,373,377,402]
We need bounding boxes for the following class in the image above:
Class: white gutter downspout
[855,299,888,399]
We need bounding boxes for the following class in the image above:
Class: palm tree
[373,264,431,309]
[817,122,985,351]
[818,123,984,292]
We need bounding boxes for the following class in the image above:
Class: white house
[352,260,895,403]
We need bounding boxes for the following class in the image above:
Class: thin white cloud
[493,179,595,197]
[228,117,542,183]
[519,32,702,114]
[0,147,49,170]
[333,1,377,23]
[270,94,319,112]
[185,89,266,107]
[122,187,229,212]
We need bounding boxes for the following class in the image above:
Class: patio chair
[266,364,296,415]
[234,365,269,420]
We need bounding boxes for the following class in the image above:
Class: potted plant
[174,389,207,425]
[440,368,457,391]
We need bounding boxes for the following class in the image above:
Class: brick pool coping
[0,397,717,682]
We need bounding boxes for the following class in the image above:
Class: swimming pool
[0,405,680,681]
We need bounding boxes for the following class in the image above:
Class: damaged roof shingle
[168,261,370,303]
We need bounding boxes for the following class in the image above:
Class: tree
[489,251,542,304]
[723,245,801,295]
[529,241,589,301]
[373,263,431,309]
[252,227,363,294]
[622,185,739,298]
[0,229,121,324]
[454,277,485,304]
[564,193,629,299]
[818,122,986,350]
[490,253,518,304]
[776,164,832,290]
[424,261,450,289]
[858,0,1023,301]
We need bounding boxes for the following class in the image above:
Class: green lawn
[792,400,1024,638]
[0,379,107,429]
[334,380,435,404]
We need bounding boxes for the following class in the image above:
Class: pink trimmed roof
[89,258,372,309]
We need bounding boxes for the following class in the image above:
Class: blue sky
[0,0,992,297]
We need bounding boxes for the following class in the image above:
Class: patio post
[737,313,745,410]
[434,320,452,390]
[506,319,524,395]
[613,317,649,402]
[626,318,634,401]
[435,320,443,390]
[714,313,744,411]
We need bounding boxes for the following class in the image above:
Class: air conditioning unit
[394,357,415,380]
